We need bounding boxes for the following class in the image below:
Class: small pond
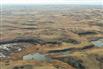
[23,53,52,62]
[92,39,103,47]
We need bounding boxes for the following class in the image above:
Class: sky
[1,0,103,5]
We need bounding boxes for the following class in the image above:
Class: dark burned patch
[77,31,97,36]
[20,27,38,30]
[12,65,33,69]
[61,38,80,44]
[0,37,43,45]
[48,48,74,53]
[57,37,80,44]
[21,23,37,26]
[89,37,103,41]
[55,57,85,69]
[96,23,103,27]
[81,45,95,50]
[67,57,85,69]
[43,38,80,45]
[44,41,62,45]
[0,36,67,46]
[48,45,94,53]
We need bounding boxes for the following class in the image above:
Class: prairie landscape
[0,5,103,69]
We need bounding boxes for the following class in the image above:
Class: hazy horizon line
[1,3,103,5]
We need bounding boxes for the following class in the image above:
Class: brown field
[0,5,103,69]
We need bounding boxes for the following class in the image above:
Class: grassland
[0,5,103,69]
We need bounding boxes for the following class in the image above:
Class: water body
[92,39,103,47]
[23,53,52,62]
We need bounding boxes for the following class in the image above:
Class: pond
[92,39,103,47]
[23,53,52,62]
